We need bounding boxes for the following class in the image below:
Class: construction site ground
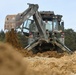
[18,49,67,58]
[0,42,76,75]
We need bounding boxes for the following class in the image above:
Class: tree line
[0,29,76,51]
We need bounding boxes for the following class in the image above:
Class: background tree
[0,30,5,42]
[65,29,76,51]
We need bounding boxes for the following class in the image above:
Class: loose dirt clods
[23,53,76,75]
[5,29,21,49]
[0,42,76,75]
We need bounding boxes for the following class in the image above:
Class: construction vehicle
[4,3,72,54]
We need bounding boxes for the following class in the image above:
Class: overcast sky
[0,0,76,31]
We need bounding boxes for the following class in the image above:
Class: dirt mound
[0,42,76,75]
[19,49,66,58]
[23,53,76,75]
[0,42,25,75]
[36,51,66,58]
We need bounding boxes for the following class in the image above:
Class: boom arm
[5,3,48,41]
[33,11,48,40]
[16,3,48,40]
[15,4,38,27]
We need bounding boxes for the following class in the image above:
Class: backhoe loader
[4,3,72,54]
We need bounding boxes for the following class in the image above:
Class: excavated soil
[1,42,76,75]
[19,49,66,58]
[0,42,25,75]
[23,53,76,75]
[5,29,22,49]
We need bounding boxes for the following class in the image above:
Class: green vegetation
[65,29,76,51]
[0,30,5,42]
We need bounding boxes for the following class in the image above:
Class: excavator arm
[16,4,48,40]
[4,4,38,30]
[15,3,38,28]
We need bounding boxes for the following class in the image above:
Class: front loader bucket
[55,39,73,54]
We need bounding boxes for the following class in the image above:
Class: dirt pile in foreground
[1,42,76,75]
[0,43,25,75]
[23,53,76,75]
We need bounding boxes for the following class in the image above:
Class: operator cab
[40,11,64,32]
[22,11,64,32]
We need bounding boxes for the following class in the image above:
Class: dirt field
[0,42,76,75]
[23,54,76,75]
